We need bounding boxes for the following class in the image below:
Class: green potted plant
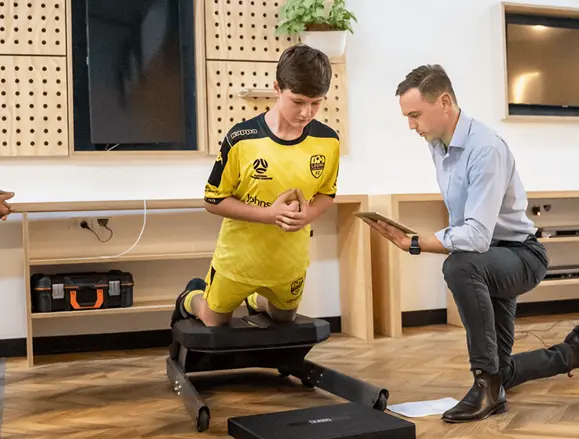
[276,0,357,58]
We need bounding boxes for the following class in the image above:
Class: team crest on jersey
[291,277,304,296]
[310,154,326,179]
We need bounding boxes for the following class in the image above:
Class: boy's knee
[269,308,297,323]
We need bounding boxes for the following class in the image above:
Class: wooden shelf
[538,278,579,288]
[538,237,579,244]
[31,299,174,319]
[29,251,214,266]
[369,190,579,336]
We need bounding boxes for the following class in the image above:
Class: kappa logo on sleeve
[230,128,258,139]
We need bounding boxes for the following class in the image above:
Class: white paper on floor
[386,397,460,418]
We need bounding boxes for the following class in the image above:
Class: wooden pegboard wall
[0,0,66,56]
[206,0,299,61]
[207,61,348,155]
[0,56,68,156]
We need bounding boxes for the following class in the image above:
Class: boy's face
[274,82,325,129]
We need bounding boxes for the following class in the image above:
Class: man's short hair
[395,64,458,104]
[276,44,332,98]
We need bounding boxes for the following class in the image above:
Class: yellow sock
[247,292,260,311]
[183,290,204,315]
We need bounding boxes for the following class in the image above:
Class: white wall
[3,0,579,340]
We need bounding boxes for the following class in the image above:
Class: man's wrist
[409,235,421,255]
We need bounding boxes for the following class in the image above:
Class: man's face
[275,83,325,129]
[399,88,451,143]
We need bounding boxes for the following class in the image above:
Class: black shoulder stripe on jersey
[227,115,268,143]
[309,119,339,140]
[206,115,267,191]
[207,138,231,189]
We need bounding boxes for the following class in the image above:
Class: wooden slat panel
[0,0,66,56]
[205,0,298,61]
[0,55,68,156]
[207,61,348,155]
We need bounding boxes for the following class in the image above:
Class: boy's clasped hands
[269,188,311,232]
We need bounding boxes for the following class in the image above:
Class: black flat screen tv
[71,0,197,151]
[506,13,579,117]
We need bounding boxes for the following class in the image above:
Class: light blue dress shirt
[430,110,537,253]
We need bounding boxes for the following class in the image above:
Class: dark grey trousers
[443,235,574,391]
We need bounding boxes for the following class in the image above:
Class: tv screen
[506,14,579,115]
[72,0,197,151]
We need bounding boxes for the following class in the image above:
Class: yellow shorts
[202,265,305,314]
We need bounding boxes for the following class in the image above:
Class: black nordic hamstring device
[166,313,414,438]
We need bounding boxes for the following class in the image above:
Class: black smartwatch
[409,235,421,255]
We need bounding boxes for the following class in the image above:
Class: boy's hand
[0,191,14,221]
[266,189,300,225]
[275,189,311,232]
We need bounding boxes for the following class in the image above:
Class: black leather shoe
[170,278,206,327]
[564,325,579,376]
[442,370,508,423]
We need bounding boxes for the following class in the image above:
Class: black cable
[514,319,579,347]
[82,221,113,243]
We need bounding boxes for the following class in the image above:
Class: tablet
[354,211,418,235]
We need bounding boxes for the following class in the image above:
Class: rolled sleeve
[435,145,508,253]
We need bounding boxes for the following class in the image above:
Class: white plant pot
[299,30,347,58]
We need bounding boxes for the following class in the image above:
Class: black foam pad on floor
[228,403,416,439]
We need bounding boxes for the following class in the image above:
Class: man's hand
[363,219,411,250]
[363,218,450,254]
[275,189,311,232]
[0,191,15,221]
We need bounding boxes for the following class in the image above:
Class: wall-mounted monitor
[505,13,579,117]
[71,0,198,151]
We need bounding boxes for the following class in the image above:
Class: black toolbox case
[31,270,134,313]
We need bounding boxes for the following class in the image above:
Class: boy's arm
[204,136,299,223]
[276,142,340,231]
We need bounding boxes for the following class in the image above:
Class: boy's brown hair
[395,64,458,104]
[276,44,332,98]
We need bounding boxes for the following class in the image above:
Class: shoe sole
[442,402,508,424]
[170,278,207,327]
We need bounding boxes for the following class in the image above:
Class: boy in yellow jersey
[171,44,340,327]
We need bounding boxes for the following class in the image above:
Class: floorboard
[2,313,579,438]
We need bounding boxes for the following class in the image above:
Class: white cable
[64,200,147,260]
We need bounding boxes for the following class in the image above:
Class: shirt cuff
[435,228,455,252]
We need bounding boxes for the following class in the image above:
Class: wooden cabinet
[15,195,374,366]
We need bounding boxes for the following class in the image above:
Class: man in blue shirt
[367,64,579,423]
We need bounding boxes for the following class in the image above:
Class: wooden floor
[2,313,579,439]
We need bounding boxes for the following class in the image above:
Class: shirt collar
[448,109,471,149]
[429,109,471,152]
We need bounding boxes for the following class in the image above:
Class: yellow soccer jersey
[204,112,340,286]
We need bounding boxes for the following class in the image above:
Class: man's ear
[440,93,453,111]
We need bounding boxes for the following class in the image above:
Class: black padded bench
[166,314,389,432]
